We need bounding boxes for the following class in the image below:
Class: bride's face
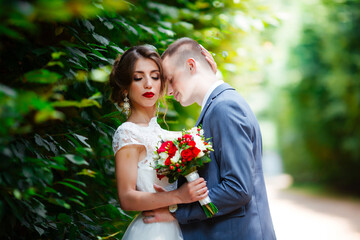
[128,57,161,110]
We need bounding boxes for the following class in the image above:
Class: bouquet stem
[185,170,218,218]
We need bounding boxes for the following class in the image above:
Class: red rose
[191,147,201,158]
[167,142,178,157]
[183,134,192,141]
[188,140,196,147]
[181,148,194,162]
[158,141,172,153]
[165,157,171,166]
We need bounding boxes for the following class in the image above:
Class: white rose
[159,152,168,160]
[157,158,165,166]
[200,129,204,135]
[193,135,206,150]
[188,127,198,136]
[197,151,204,158]
[171,150,181,164]
[193,135,206,158]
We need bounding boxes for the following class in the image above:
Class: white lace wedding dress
[112,117,183,240]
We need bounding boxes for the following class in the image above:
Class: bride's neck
[127,106,156,124]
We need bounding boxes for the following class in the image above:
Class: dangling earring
[114,103,122,112]
[156,101,160,118]
[123,93,130,117]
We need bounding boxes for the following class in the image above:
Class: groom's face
[163,56,194,106]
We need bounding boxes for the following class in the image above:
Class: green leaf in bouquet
[199,155,211,163]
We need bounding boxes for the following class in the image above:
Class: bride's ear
[186,58,196,74]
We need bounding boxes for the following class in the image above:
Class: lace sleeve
[112,125,145,155]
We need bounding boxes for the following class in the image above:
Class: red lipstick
[143,92,155,98]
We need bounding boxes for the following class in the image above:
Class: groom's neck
[194,73,218,106]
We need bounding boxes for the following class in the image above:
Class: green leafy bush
[0,0,276,238]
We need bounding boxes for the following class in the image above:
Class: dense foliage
[0,0,276,238]
[275,0,360,193]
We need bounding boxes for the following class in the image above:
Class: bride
[110,45,209,240]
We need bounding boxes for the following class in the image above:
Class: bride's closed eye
[151,73,160,80]
[134,74,142,81]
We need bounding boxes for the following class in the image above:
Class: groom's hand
[142,184,175,223]
[142,207,175,223]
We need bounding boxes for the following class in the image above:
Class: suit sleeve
[176,99,255,224]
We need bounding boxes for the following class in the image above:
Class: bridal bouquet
[153,127,218,218]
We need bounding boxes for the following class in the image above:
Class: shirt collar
[201,80,224,110]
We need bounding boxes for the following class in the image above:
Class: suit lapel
[195,83,235,126]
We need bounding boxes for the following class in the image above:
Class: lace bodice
[112,117,180,192]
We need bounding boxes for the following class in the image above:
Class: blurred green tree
[274,0,360,194]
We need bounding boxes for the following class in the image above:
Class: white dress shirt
[201,80,224,111]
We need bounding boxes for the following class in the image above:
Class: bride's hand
[177,177,208,204]
[200,44,217,74]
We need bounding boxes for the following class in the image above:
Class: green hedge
[0,0,276,238]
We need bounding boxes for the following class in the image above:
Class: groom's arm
[176,99,255,224]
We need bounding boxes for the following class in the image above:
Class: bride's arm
[115,144,208,211]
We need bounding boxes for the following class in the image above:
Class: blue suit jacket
[176,83,276,240]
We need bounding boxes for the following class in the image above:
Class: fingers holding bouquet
[177,177,208,203]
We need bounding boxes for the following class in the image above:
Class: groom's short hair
[161,38,212,71]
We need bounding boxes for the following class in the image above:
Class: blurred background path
[266,175,360,240]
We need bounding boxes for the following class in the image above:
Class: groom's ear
[186,58,196,74]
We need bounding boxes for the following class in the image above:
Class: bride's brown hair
[109,45,165,107]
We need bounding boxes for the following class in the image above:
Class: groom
[143,38,276,239]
